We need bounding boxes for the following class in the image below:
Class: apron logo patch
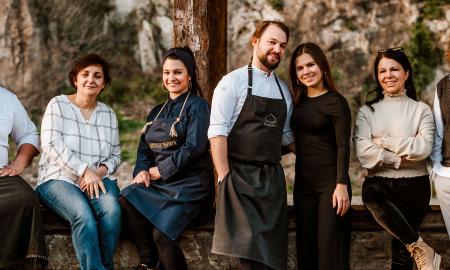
[264,113,278,127]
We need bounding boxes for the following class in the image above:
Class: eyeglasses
[377,47,404,54]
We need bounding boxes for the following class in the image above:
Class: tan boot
[406,237,441,270]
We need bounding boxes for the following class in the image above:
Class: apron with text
[212,64,288,270]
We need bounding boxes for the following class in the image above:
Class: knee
[12,177,40,206]
[101,194,121,217]
[361,183,385,207]
[97,196,121,232]
[153,228,173,247]
[72,209,97,231]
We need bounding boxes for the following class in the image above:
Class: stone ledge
[41,199,450,269]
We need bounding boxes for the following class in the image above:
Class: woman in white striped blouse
[36,54,121,270]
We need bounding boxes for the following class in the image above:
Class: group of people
[0,19,448,270]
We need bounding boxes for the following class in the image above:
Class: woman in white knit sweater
[354,48,440,270]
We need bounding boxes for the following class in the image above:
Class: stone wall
[43,204,450,269]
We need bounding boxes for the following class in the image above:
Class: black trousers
[362,176,430,270]
[118,196,187,270]
[0,176,47,270]
[294,180,352,270]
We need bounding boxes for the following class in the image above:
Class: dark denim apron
[212,64,288,270]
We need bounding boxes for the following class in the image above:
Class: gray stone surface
[45,229,450,269]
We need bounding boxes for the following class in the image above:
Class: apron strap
[247,63,286,101]
[274,76,286,101]
[169,92,191,138]
[247,63,253,96]
[141,99,169,134]
[141,92,191,135]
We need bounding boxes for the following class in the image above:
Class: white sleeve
[208,78,238,139]
[430,89,444,166]
[100,110,121,175]
[282,92,294,145]
[11,95,40,150]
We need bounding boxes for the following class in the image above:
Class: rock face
[0,0,43,106]
[227,0,450,100]
[1,0,448,110]
[0,0,174,110]
[0,0,449,187]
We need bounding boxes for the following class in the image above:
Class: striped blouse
[37,95,121,186]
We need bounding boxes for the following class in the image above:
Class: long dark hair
[365,49,416,110]
[289,42,338,104]
[162,47,202,97]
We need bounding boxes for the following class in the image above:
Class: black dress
[292,90,352,270]
[121,91,214,240]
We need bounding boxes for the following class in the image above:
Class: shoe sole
[434,252,441,270]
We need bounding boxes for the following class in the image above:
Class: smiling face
[73,65,105,97]
[295,53,324,90]
[162,58,191,99]
[377,57,409,96]
[252,24,287,72]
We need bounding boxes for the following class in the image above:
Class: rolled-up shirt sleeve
[430,89,443,166]
[11,95,40,150]
[208,78,238,139]
[282,93,295,146]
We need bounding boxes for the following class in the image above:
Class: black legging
[118,196,187,270]
[362,176,430,270]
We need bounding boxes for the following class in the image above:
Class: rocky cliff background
[0,0,449,191]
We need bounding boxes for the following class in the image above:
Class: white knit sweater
[354,94,434,178]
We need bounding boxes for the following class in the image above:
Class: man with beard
[208,21,294,270]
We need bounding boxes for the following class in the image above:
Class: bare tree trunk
[173,0,227,102]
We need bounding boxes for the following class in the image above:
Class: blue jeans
[36,179,121,270]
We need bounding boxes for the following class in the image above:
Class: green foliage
[267,0,284,11]
[421,0,446,20]
[99,75,166,163]
[353,77,377,109]
[405,21,443,93]
[99,75,166,106]
[331,67,342,84]
[116,112,146,164]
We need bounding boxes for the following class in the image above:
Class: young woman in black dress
[119,47,214,270]
[289,42,352,270]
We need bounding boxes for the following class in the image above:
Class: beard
[258,51,281,71]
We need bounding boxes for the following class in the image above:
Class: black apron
[122,93,213,240]
[212,64,288,270]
